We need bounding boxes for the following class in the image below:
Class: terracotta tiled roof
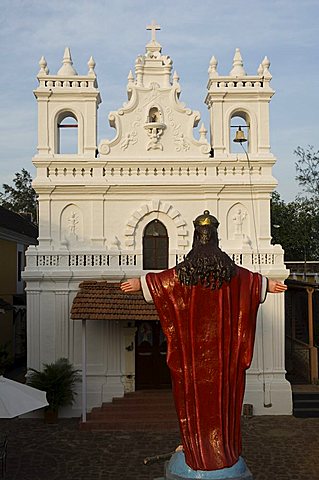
[0,206,38,240]
[71,281,159,321]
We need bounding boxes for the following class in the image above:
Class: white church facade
[24,23,292,416]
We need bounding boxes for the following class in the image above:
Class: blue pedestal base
[155,452,253,480]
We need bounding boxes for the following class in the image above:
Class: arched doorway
[136,219,170,388]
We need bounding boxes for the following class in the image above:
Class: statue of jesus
[121,210,286,476]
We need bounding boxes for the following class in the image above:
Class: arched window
[143,220,168,270]
[230,111,250,154]
[56,112,78,154]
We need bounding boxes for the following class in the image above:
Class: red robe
[146,266,262,471]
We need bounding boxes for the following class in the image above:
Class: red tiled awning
[71,281,159,321]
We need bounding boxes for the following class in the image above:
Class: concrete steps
[80,389,179,431]
[293,391,319,418]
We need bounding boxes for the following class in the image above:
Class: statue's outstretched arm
[120,276,287,295]
[120,278,141,293]
[267,279,287,293]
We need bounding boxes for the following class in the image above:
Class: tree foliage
[271,191,319,260]
[0,168,37,223]
[295,145,319,197]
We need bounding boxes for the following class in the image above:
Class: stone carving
[144,85,163,106]
[166,106,191,152]
[174,133,190,152]
[132,109,142,129]
[68,212,79,239]
[226,204,252,247]
[60,204,83,245]
[120,131,137,150]
[233,208,247,235]
[145,126,164,150]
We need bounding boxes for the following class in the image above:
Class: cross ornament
[147,20,160,42]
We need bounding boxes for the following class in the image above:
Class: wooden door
[135,320,171,389]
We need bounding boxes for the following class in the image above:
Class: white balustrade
[25,248,284,271]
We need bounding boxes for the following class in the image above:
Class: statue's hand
[120,278,141,293]
[267,279,287,293]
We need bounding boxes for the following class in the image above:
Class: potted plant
[27,357,80,423]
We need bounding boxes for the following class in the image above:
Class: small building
[0,206,38,366]
[286,261,319,283]
[284,262,319,386]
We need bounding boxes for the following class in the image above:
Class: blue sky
[1,0,318,201]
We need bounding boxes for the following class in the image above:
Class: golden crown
[193,210,219,228]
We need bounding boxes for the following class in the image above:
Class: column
[307,287,318,383]
[103,320,124,401]
[38,194,52,247]
[26,288,41,370]
[55,290,70,359]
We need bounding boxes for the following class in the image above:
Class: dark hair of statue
[176,223,237,289]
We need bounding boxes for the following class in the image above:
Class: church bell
[233,126,247,143]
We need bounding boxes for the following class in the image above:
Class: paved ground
[1,415,319,480]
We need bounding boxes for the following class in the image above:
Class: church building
[24,22,292,416]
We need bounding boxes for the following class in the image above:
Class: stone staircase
[293,386,319,418]
[80,389,179,431]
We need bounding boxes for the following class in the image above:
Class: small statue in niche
[233,208,247,235]
[68,212,79,239]
[150,112,159,122]
[144,106,165,150]
[148,106,161,123]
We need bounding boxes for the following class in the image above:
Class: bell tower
[205,49,278,252]
[205,49,291,416]
[34,47,101,158]
[32,48,101,249]
[205,48,273,158]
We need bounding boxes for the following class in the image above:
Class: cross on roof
[147,20,160,42]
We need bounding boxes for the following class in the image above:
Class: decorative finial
[229,48,246,77]
[147,19,161,43]
[262,56,272,79]
[208,56,219,77]
[127,70,134,84]
[173,71,180,85]
[257,63,263,76]
[57,47,78,76]
[87,56,96,76]
[199,123,208,143]
[38,56,49,75]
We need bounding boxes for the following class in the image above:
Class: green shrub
[27,358,80,412]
